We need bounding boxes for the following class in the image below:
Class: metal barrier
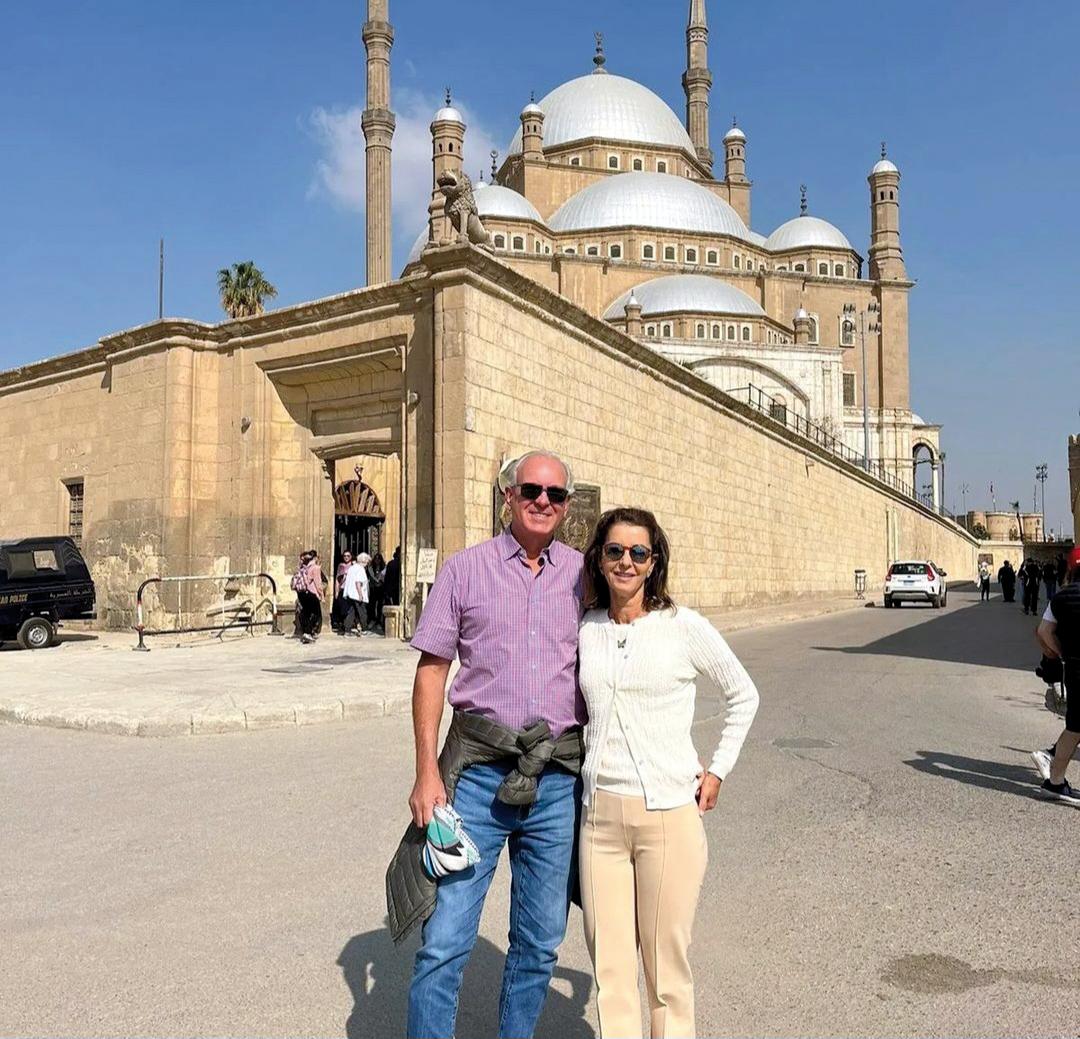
[725,384,961,522]
[134,572,282,651]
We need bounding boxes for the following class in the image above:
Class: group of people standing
[386,449,759,1039]
[995,555,1068,614]
[290,545,402,643]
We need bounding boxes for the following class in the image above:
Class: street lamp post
[960,482,970,521]
[843,300,881,473]
[1036,463,1048,541]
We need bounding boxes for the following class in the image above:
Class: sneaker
[1040,778,1080,806]
[300,634,313,644]
[1031,748,1053,781]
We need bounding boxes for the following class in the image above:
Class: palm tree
[217,261,277,319]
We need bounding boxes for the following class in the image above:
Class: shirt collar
[500,525,560,567]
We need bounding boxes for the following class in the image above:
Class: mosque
[0,1,975,632]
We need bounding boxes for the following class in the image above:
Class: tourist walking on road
[1043,559,1059,602]
[1030,548,1080,805]
[998,560,1016,603]
[577,508,759,1039]
[979,560,992,602]
[1022,560,1041,616]
[388,450,585,1039]
[292,550,325,644]
[340,553,370,635]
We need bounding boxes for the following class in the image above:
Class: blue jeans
[407,761,581,1039]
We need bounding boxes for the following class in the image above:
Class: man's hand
[409,765,447,828]
[696,770,722,816]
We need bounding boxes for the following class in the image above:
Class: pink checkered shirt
[410,527,586,736]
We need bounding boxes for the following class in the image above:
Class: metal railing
[725,384,960,521]
[134,572,282,651]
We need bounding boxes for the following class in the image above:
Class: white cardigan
[579,606,760,810]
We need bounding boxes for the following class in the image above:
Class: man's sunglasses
[514,483,570,505]
[603,543,653,565]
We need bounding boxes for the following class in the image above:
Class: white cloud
[306,89,502,247]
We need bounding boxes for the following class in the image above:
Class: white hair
[497,451,575,494]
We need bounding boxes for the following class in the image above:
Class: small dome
[508,73,695,157]
[871,158,899,175]
[521,102,544,118]
[550,171,751,240]
[433,105,464,125]
[724,125,746,142]
[625,290,641,310]
[604,274,765,320]
[765,215,854,253]
[794,307,809,320]
[911,412,927,426]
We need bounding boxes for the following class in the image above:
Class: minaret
[868,143,906,280]
[362,0,395,285]
[1069,434,1080,543]
[724,119,747,184]
[682,0,713,171]
[520,95,545,162]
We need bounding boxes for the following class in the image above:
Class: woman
[332,550,353,633]
[294,549,325,644]
[366,551,387,631]
[578,508,759,1038]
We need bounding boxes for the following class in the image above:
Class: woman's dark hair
[583,507,675,612]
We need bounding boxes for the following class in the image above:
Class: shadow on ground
[0,632,99,652]
[903,749,1051,801]
[813,594,1040,672]
[339,928,595,1039]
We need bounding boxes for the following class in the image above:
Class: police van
[0,537,96,649]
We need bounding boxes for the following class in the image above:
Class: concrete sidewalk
[0,596,865,737]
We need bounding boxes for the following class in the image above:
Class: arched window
[696,323,706,338]
[834,263,844,277]
[646,325,656,336]
[841,319,855,347]
[661,323,673,337]
[734,255,742,269]
[818,262,829,275]
[741,325,751,342]
[632,157,644,171]
[727,324,736,341]
[535,240,542,253]
[586,245,599,256]
[808,316,819,344]
[711,323,721,339]
[570,156,581,167]
[608,155,619,170]
[889,190,895,200]
[685,246,698,263]
[642,243,655,260]
[777,265,788,272]
[706,249,719,265]
[656,160,668,173]
[493,234,506,249]
[747,259,755,271]
[663,245,676,261]
[563,246,576,255]
[793,263,805,273]
[608,243,622,259]
[512,235,525,251]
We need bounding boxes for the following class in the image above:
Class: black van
[0,537,96,649]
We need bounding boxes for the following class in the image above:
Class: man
[1030,548,1080,804]
[1022,559,1041,616]
[978,560,992,602]
[997,560,1016,603]
[340,552,370,635]
[1043,559,1058,603]
[384,545,401,606]
[391,451,585,1039]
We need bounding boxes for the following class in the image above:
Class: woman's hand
[695,770,722,816]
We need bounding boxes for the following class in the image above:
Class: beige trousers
[580,790,708,1039]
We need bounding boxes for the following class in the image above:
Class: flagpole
[158,238,164,320]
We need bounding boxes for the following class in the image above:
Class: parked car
[0,537,96,649]
[884,560,948,609]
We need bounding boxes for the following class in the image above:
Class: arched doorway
[333,465,386,566]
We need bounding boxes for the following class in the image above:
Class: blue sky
[2,0,1077,531]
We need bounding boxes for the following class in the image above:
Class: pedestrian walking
[387,450,584,1039]
[577,508,759,1039]
[978,560,992,602]
[340,553,370,635]
[291,550,325,644]
[367,551,387,631]
[1030,548,1080,805]
[384,545,401,606]
[1022,560,1041,616]
[998,560,1016,603]
[1043,559,1058,602]
[332,551,353,632]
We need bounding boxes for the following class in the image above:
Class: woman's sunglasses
[514,483,570,505]
[602,542,653,565]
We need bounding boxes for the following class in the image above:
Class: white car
[884,560,948,608]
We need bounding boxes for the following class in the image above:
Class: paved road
[2,587,1076,1037]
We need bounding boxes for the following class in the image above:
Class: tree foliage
[218,261,278,319]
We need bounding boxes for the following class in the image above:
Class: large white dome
[508,73,695,156]
[549,172,751,240]
[604,274,765,320]
[764,215,854,253]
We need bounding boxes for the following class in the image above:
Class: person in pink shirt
[292,549,325,644]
